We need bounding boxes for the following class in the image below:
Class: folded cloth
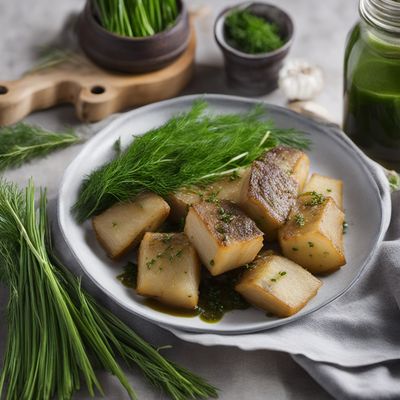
[169,163,400,400]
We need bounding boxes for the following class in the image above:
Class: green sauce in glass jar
[343,0,400,168]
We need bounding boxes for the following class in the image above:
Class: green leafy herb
[224,9,284,54]
[0,179,217,400]
[73,100,310,222]
[0,123,80,171]
[308,241,314,248]
[96,0,178,37]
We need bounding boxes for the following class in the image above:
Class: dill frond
[73,100,310,222]
[0,123,80,171]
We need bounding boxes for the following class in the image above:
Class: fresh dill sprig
[95,0,178,37]
[0,123,80,171]
[73,100,310,222]
[0,178,218,400]
[224,9,284,54]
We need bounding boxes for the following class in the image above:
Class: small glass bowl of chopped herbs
[214,2,294,95]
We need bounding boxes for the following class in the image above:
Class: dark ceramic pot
[214,2,294,96]
[78,0,190,74]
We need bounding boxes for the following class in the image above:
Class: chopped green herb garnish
[303,191,326,206]
[216,224,227,234]
[292,247,299,251]
[387,170,400,191]
[326,188,332,193]
[308,241,314,248]
[270,270,287,283]
[218,206,234,224]
[210,259,215,266]
[294,213,305,226]
[146,258,156,269]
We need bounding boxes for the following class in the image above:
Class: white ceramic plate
[58,94,389,334]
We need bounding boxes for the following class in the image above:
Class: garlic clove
[288,101,333,124]
[279,59,324,101]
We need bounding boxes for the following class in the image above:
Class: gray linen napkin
[169,173,400,400]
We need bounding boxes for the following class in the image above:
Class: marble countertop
[0,1,358,399]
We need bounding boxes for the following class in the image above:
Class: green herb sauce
[344,23,400,166]
[117,263,250,323]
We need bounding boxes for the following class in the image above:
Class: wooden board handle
[0,29,196,126]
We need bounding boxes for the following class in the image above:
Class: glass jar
[343,0,400,168]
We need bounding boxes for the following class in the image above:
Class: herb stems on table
[0,179,217,400]
[73,100,310,222]
[0,123,80,171]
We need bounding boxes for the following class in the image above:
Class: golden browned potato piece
[240,161,298,240]
[259,146,310,192]
[303,173,344,209]
[92,193,170,259]
[137,232,201,309]
[235,254,322,317]
[278,193,346,274]
[167,167,249,222]
[184,200,263,276]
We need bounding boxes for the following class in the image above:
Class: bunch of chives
[96,0,179,37]
[0,179,218,400]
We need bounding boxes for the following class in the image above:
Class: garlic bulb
[279,60,324,101]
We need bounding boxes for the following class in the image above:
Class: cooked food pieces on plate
[167,167,249,222]
[303,173,343,209]
[240,160,298,240]
[184,200,264,276]
[279,192,346,274]
[236,254,322,317]
[137,232,201,309]
[85,104,347,320]
[93,192,170,259]
[259,145,310,192]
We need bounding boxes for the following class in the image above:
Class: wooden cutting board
[0,28,196,126]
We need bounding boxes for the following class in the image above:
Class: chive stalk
[96,0,179,37]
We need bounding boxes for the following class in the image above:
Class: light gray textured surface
[0,0,359,399]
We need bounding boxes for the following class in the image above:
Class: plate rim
[58,93,390,334]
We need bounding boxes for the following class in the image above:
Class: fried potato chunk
[93,193,170,259]
[279,193,346,274]
[184,200,263,276]
[236,254,322,317]
[137,232,201,309]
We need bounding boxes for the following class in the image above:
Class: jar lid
[360,0,400,34]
